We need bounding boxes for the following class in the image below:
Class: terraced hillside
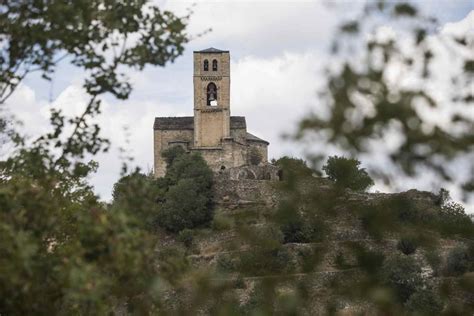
[154,173,474,315]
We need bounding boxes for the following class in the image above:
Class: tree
[0,2,191,313]
[111,170,160,228]
[273,156,315,181]
[0,1,188,103]
[0,124,161,314]
[397,236,418,255]
[322,156,374,191]
[298,1,474,198]
[445,245,474,276]
[155,148,214,232]
[405,288,443,315]
[382,255,423,303]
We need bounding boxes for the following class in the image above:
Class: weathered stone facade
[154,48,270,177]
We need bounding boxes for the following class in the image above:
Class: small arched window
[207,82,217,106]
[212,59,218,71]
[203,59,209,71]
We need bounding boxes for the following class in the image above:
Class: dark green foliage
[355,247,385,274]
[157,178,213,232]
[274,158,327,244]
[464,59,474,73]
[0,1,188,103]
[239,247,293,276]
[111,170,159,228]
[233,276,246,289]
[382,255,423,303]
[0,3,193,310]
[438,200,473,236]
[425,250,442,276]
[2,1,474,314]
[280,215,323,244]
[162,145,186,167]
[335,252,352,270]
[217,254,236,272]
[432,189,474,238]
[397,236,418,255]
[393,3,418,16]
[273,156,314,180]
[239,283,267,314]
[155,147,214,232]
[298,1,474,199]
[340,21,359,34]
[211,214,232,231]
[358,192,474,241]
[405,288,443,315]
[0,160,160,314]
[177,229,194,248]
[322,156,374,191]
[297,246,325,273]
[235,225,294,276]
[445,245,474,276]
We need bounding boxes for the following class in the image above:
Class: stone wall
[247,141,268,164]
[194,139,248,172]
[213,176,278,208]
[230,128,247,144]
[155,134,271,178]
[218,164,280,181]
[195,109,227,147]
[154,129,194,177]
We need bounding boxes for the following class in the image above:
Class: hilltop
[150,161,474,315]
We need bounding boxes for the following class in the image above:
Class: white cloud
[159,0,355,56]
[2,2,473,215]
[230,52,324,159]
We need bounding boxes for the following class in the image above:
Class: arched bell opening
[206,82,217,106]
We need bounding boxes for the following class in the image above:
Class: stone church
[153,48,270,178]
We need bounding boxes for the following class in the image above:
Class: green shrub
[335,252,352,269]
[425,250,442,276]
[355,247,385,274]
[155,148,214,233]
[432,189,474,238]
[212,214,232,231]
[280,216,323,243]
[298,246,325,273]
[322,156,374,191]
[161,145,186,167]
[382,255,423,303]
[217,254,236,272]
[177,229,194,248]
[273,156,315,180]
[239,247,294,276]
[111,170,160,228]
[397,236,418,255]
[233,276,246,289]
[445,245,473,276]
[405,288,443,315]
[157,178,213,232]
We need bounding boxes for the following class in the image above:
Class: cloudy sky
[3,0,473,208]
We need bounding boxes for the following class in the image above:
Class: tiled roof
[154,116,194,130]
[194,47,229,53]
[154,116,246,130]
[246,132,269,145]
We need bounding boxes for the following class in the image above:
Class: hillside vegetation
[113,152,474,315]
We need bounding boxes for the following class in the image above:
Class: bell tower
[193,48,231,147]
